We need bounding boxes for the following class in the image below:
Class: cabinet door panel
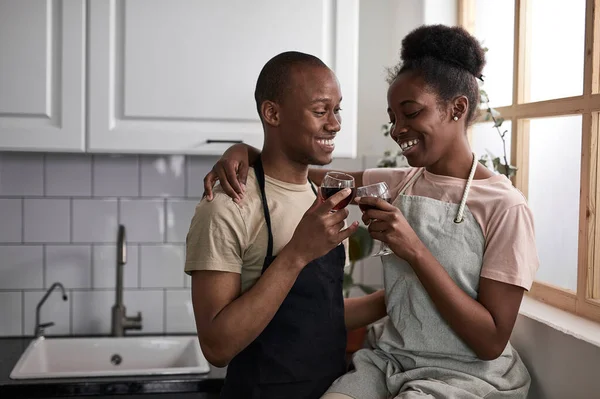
[0,0,86,152]
[88,0,357,157]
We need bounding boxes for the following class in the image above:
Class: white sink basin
[10,335,210,379]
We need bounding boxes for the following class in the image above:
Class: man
[186,51,385,399]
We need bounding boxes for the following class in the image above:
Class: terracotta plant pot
[346,326,367,354]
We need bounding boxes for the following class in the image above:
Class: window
[529,0,586,102]
[528,115,582,292]
[459,0,600,322]
[474,0,515,107]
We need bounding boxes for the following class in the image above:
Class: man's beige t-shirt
[185,168,348,294]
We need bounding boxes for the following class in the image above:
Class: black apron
[220,158,347,399]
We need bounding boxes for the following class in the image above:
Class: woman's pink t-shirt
[363,167,539,290]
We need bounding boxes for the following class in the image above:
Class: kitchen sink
[10,335,210,379]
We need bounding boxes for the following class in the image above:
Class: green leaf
[489,108,501,118]
[495,163,518,177]
[480,91,489,103]
[376,159,397,168]
[348,226,374,262]
[493,117,505,128]
[491,156,502,170]
[478,156,489,168]
[381,123,392,136]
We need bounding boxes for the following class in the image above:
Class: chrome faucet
[111,224,142,336]
[35,282,68,338]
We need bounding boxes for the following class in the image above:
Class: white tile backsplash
[166,289,195,333]
[140,156,186,197]
[186,156,218,197]
[0,292,22,336]
[24,289,71,336]
[140,245,185,288]
[72,199,118,243]
[92,244,139,289]
[72,290,114,335]
[0,246,43,289]
[0,153,44,196]
[120,199,165,243]
[0,153,379,336]
[23,198,70,243]
[123,290,165,334]
[93,155,140,197]
[0,199,22,242]
[45,154,92,197]
[166,199,197,243]
[45,245,92,289]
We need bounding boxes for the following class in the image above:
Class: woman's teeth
[400,139,419,151]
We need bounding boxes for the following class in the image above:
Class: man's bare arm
[191,247,306,367]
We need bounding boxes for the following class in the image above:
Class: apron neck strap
[454,153,478,224]
[254,156,275,258]
[399,168,425,195]
[309,180,317,196]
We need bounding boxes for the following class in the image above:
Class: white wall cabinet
[0,0,359,157]
[87,0,358,157]
[0,0,86,152]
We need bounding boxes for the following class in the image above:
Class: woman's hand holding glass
[356,193,423,261]
[355,182,393,256]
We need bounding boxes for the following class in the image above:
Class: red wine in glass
[358,197,392,212]
[321,187,357,210]
[320,172,355,210]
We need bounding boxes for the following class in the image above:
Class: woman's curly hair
[388,25,486,125]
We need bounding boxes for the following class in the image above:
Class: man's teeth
[400,139,419,151]
[317,139,334,146]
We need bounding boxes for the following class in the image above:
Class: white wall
[424,0,457,26]
[356,0,396,158]
[356,0,457,158]
[512,313,600,399]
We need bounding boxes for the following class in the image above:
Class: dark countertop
[0,336,225,398]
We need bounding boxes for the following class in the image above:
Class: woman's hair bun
[400,24,486,78]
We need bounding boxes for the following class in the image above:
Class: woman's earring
[453,115,459,121]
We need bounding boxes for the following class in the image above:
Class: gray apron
[327,155,531,399]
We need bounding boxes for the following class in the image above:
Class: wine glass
[356,182,393,256]
[320,172,356,210]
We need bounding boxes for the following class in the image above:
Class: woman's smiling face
[386,71,463,168]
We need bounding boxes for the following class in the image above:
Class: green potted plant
[478,89,517,178]
[344,225,377,353]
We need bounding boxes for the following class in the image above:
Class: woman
[203,25,539,399]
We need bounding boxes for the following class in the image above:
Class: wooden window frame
[458,0,600,323]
